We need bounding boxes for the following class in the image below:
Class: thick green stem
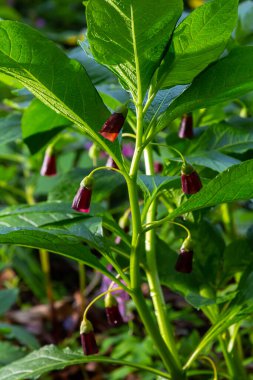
[143,146,181,367]
[127,177,185,379]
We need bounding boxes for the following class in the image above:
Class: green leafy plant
[0,0,253,379]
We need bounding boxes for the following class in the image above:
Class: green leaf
[168,160,253,219]
[0,342,25,366]
[0,113,22,146]
[48,168,125,203]
[0,345,172,380]
[186,151,240,173]
[158,47,253,130]
[0,20,122,164]
[186,267,253,366]
[160,0,238,88]
[189,121,253,154]
[86,0,183,100]
[0,289,18,315]
[138,174,180,196]
[21,99,69,154]
[0,226,115,280]
[0,323,40,350]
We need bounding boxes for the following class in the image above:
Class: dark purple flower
[105,293,124,327]
[40,151,57,176]
[72,176,93,213]
[99,113,125,142]
[100,266,130,322]
[178,114,194,139]
[181,163,202,194]
[99,105,128,142]
[175,248,193,274]
[80,319,98,355]
[154,162,163,173]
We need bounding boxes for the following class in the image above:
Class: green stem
[127,179,185,379]
[143,146,181,366]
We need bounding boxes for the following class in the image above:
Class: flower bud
[40,148,57,176]
[178,114,194,139]
[154,162,163,173]
[175,237,194,274]
[72,176,93,213]
[80,319,98,355]
[181,163,202,194]
[105,293,124,327]
[99,105,128,142]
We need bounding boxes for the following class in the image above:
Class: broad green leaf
[75,43,115,85]
[168,160,253,219]
[0,345,172,380]
[0,226,116,280]
[0,289,18,315]
[48,168,126,203]
[0,113,22,146]
[0,21,122,164]
[189,121,253,154]
[186,151,240,173]
[22,99,69,154]
[222,238,253,282]
[0,342,25,366]
[138,174,180,196]
[158,47,253,130]
[86,0,183,100]
[160,0,238,88]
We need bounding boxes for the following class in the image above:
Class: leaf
[168,160,253,219]
[0,323,40,350]
[186,151,240,173]
[0,342,25,366]
[0,289,18,315]
[160,0,238,88]
[186,267,253,366]
[158,47,253,130]
[0,21,122,164]
[0,113,22,146]
[138,174,180,196]
[0,345,172,380]
[86,0,183,100]
[48,168,126,203]
[0,226,115,280]
[189,121,253,154]
[21,99,69,154]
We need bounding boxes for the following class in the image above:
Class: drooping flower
[178,114,194,139]
[72,176,93,213]
[105,293,124,327]
[80,319,98,355]
[175,236,194,274]
[99,105,128,142]
[40,148,57,176]
[100,266,130,322]
[154,162,163,173]
[181,163,202,194]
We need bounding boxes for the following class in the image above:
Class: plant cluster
[0,0,253,379]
